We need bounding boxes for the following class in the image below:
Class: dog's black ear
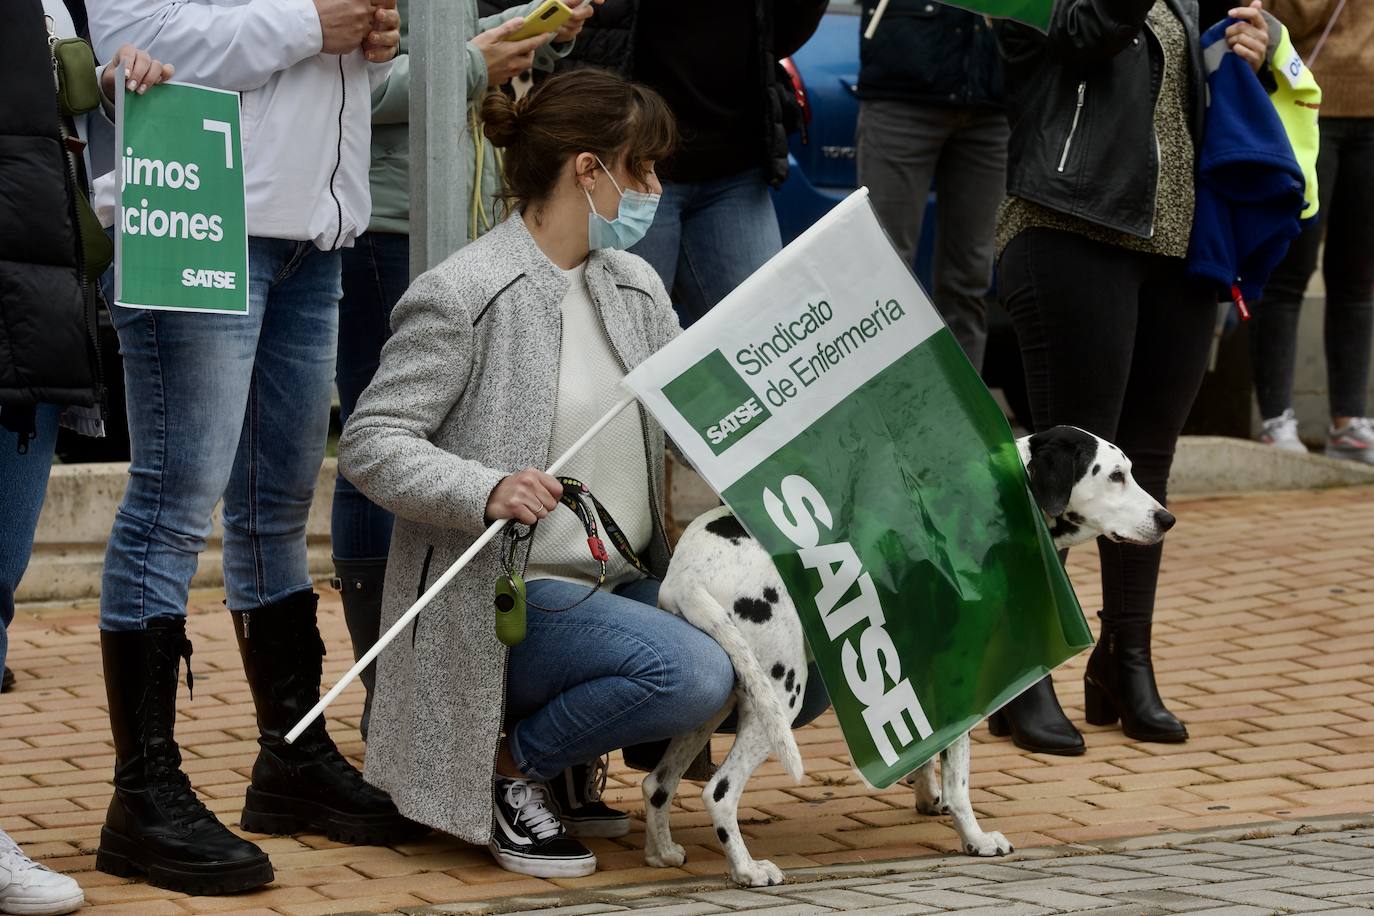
[1027,434,1076,518]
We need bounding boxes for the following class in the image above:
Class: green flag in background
[622,190,1090,788]
[940,0,1053,30]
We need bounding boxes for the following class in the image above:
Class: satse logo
[662,349,772,456]
[707,397,765,446]
[181,268,237,289]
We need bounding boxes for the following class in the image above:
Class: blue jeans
[0,405,60,671]
[101,239,341,627]
[332,232,409,562]
[506,577,736,781]
[630,169,783,328]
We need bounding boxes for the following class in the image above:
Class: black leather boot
[1,666,14,693]
[331,557,387,741]
[96,618,273,894]
[1084,616,1187,742]
[233,591,425,845]
[987,674,1085,755]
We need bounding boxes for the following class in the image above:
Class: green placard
[115,77,248,314]
[623,190,1091,788]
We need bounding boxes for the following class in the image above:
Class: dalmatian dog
[642,426,1175,887]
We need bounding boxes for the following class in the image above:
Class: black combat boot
[987,674,1085,755]
[1084,616,1188,742]
[96,618,273,893]
[233,591,424,845]
[331,556,388,741]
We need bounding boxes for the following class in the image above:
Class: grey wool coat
[337,212,681,843]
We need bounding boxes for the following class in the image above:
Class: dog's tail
[675,584,804,781]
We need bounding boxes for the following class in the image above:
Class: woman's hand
[100,45,175,100]
[1227,1,1270,74]
[472,19,553,87]
[555,0,602,43]
[486,468,564,525]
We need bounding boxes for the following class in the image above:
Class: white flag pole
[864,0,891,40]
[286,393,641,745]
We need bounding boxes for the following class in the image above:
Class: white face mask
[584,155,660,250]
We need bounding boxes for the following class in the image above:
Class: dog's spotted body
[646,426,1175,887]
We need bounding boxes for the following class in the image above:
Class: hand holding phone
[503,0,574,42]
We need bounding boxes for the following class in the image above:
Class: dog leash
[495,477,655,646]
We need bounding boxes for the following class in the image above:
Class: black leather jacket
[994,0,1204,239]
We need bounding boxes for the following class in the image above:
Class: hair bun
[481,91,521,148]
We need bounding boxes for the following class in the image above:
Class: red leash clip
[587,537,609,563]
[1231,284,1251,321]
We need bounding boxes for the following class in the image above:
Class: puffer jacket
[0,0,99,417]
[994,0,1205,239]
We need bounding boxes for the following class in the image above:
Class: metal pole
[410,0,472,279]
[287,394,641,744]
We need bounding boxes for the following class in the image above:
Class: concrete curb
[19,435,1374,604]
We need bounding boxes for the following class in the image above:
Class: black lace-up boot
[233,591,425,845]
[96,617,273,893]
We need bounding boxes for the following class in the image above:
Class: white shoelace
[0,831,46,880]
[584,755,609,804]
[503,781,563,841]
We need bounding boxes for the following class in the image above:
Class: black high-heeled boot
[1084,616,1187,742]
[987,674,1084,755]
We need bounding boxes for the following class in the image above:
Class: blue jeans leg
[0,405,60,671]
[505,577,736,781]
[101,239,340,628]
[332,232,408,562]
[631,171,782,328]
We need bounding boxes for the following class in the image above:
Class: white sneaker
[1326,417,1374,465]
[0,830,83,916]
[1259,408,1308,454]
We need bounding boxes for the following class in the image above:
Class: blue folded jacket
[1187,17,1307,305]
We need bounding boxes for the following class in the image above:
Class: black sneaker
[489,778,596,878]
[548,756,630,839]
[1,667,13,693]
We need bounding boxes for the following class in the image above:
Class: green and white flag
[622,190,1090,788]
[115,78,248,314]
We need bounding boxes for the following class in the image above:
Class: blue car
[771,2,1031,427]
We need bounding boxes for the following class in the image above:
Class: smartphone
[503,0,575,42]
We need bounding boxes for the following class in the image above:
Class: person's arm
[86,0,323,92]
[338,270,508,535]
[1040,0,1156,70]
[775,0,829,59]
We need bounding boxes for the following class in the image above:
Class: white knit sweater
[524,262,654,588]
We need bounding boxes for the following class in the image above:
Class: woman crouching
[338,69,735,879]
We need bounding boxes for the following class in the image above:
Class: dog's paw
[731,858,785,887]
[914,796,944,817]
[963,831,1013,857]
[645,842,687,868]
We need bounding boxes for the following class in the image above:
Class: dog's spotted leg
[704,715,785,887]
[940,732,1012,857]
[642,706,731,869]
[904,759,944,816]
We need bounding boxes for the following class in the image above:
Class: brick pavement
[2,486,1374,914]
[405,821,1374,915]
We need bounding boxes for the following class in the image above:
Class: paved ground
[402,821,1374,914]
[3,486,1374,914]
